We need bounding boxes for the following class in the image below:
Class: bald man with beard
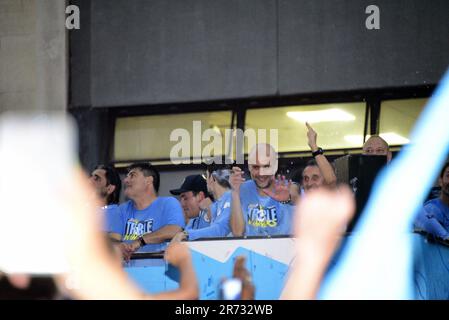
[229,143,294,237]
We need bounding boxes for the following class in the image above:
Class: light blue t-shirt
[187,191,232,240]
[101,204,118,232]
[239,180,294,236]
[414,198,449,240]
[185,209,211,231]
[106,197,185,242]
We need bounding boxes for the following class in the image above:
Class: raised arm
[199,197,213,222]
[306,122,337,188]
[229,167,246,237]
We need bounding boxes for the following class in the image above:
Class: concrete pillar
[0,0,67,112]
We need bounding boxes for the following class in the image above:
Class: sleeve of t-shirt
[105,205,124,235]
[163,197,186,229]
[188,195,232,240]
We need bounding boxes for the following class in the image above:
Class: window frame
[108,86,433,170]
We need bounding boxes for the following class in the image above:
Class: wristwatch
[138,235,146,247]
[312,147,324,158]
[183,230,190,241]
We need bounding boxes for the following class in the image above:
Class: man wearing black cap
[171,160,234,242]
[170,174,212,232]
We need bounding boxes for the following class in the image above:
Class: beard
[442,184,449,198]
[254,178,272,190]
[99,189,108,199]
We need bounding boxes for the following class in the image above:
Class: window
[113,98,426,164]
[245,102,367,153]
[379,98,427,145]
[114,111,233,162]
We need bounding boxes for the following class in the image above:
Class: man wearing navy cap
[170,174,212,233]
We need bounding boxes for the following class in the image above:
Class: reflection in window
[379,98,427,145]
[245,103,366,153]
[114,111,233,162]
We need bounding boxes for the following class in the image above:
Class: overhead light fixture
[286,108,356,124]
[344,132,410,145]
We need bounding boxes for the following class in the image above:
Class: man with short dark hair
[89,164,122,206]
[414,162,449,240]
[106,163,184,259]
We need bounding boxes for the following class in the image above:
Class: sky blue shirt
[187,191,232,240]
[414,198,449,240]
[101,204,118,232]
[185,208,211,229]
[238,180,294,236]
[106,197,185,242]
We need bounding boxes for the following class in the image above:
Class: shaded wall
[68,0,449,170]
[70,0,449,108]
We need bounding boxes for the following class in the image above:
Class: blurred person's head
[89,164,121,205]
[248,143,278,189]
[124,163,160,200]
[363,136,392,162]
[0,274,61,300]
[302,160,325,192]
[205,158,232,197]
[170,175,208,220]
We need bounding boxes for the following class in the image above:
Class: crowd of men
[3,122,445,300]
[84,123,438,261]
